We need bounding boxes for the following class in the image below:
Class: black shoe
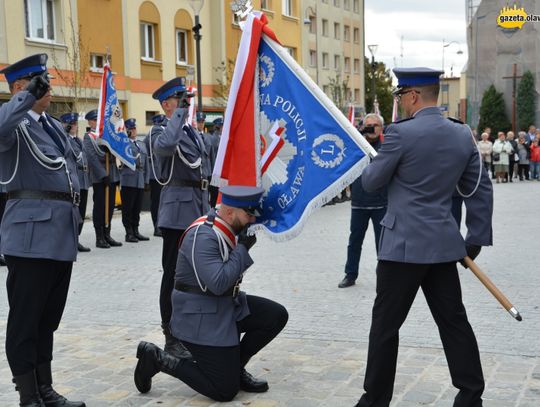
[13,371,45,407]
[0,255,6,266]
[134,341,183,394]
[239,369,269,393]
[36,362,85,407]
[104,227,123,247]
[153,227,162,237]
[95,228,111,249]
[77,242,91,252]
[134,227,149,241]
[162,322,193,359]
[338,276,356,288]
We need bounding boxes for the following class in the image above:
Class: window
[282,0,292,16]
[25,0,56,41]
[308,15,316,33]
[176,29,188,65]
[140,22,156,60]
[353,0,359,13]
[334,0,340,7]
[334,54,340,70]
[353,58,360,73]
[344,57,350,73]
[322,19,328,36]
[354,89,360,102]
[344,0,350,10]
[323,85,329,94]
[441,84,450,92]
[232,12,240,25]
[261,0,272,10]
[309,50,317,67]
[146,111,159,126]
[353,27,360,43]
[322,52,329,69]
[344,25,350,42]
[90,54,106,72]
[334,23,340,39]
[285,46,296,59]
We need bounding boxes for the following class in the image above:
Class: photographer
[338,113,387,288]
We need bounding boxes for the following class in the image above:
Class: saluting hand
[26,72,50,100]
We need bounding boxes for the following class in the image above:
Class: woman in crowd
[516,132,530,181]
[492,131,514,183]
[477,132,493,175]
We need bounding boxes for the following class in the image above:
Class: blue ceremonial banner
[96,64,136,170]
[253,34,374,240]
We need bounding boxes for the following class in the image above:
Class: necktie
[39,116,65,154]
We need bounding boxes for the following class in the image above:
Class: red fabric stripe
[97,65,109,138]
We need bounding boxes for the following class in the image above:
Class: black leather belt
[174,281,239,297]
[169,179,209,190]
[8,190,80,206]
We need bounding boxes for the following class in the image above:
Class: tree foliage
[212,59,236,107]
[364,57,393,123]
[517,70,536,131]
[478,85,511,136]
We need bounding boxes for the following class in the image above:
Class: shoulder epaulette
[447,117,464,124]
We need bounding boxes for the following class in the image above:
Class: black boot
[13,371,45,407]
[134,341,183,393]
[161,322,192,359]
[104,226,123,247]
[134,226,149,241]
[77,242,91,252]
[36,363,85,407]
[153,227,162,237]
[125,226,138,243]
[95,227,110,249]
[239,369,269,393]
[0,254,6,266]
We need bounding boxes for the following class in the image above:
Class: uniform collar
[28,110,44,123]
[412,106,441,118]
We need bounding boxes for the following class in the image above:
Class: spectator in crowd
[492,131,513,183]
[516,132,530,181]
[530,135,540,180]
[526,125,536,143]
[506,131,518,182]
[478,132,493,174]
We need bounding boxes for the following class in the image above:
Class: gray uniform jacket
[152,108,211,230]
[83,132,120,184]
[0,183,6,193]
[170,212,253,346]
[0,91,81,261]
[67,135,90,190]
[362,107,493,264]
[198,130,218,174]
[120,140,149,189]
[144,120,168,182]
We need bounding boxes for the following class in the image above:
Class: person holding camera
[150,77,212,359]
[134,185,288,402]
[61,112,91,252]
[338,113,387,288]
[0,54,85,407]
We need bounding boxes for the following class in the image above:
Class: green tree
[364,57,393,123]
[478,85,511,136]
[517,70,536,131]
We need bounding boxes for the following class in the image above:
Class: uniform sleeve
[153,107,189,156]
[180,228,254,295]
[458,141,493,247]
[0,91,36,152]
[362,124,402,192]
[83,134,107,180]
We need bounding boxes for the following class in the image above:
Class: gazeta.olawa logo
[497,4,540,29]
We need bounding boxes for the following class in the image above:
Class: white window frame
[140,22,156,61]
[282,0,293,16]
[344,25,350,42]
[353,58,360,74]
[261,0,271,10]
[334,54,340,71]
[176,29,188,65]
[309,50,317,67]
[353,0,360,13]
[90,53,106,73]
[334,22,340,39]
[344,57,350,73]
[353,27,360,43]
[322,19,328,37]
[25,0,56,42]
[322,52,329,69]
[285,46,296,59]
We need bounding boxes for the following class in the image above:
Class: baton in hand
[464,256,522,321]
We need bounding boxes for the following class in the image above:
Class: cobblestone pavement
[0,180,539,406]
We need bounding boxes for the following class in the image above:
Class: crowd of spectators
[476,125,540,183]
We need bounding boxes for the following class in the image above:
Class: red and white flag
[347,103,355,125]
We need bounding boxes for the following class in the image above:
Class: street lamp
[303,4,318,85]
[367,44,378,113]
[189,0,204,113]
[442,39,463,77]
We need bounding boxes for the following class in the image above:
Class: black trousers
[160,228,184,324]
[149,180,162,228]
[357,261,484,407]
[5,256,72,376]
[508,159,516,180]
[518,164,530,180]
[78,189,88,235]
[169,295,288,402]
[209,185,219,208]
[120,186,144,229]
[92,182,118,229]
[0,192,6,222]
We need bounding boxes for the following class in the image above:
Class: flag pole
[464,256,522,321]
[103,48,111,229]
[261,33,378,160]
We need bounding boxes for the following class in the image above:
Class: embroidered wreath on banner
[311,134,345,169]
[259,54,274,88]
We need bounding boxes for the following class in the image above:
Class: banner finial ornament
[230,0,253,20]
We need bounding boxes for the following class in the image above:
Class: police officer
[143,113,167,237]
[120,118,150,242]
[338,113,387,288]
[61,112,91,252]
[0,182,6,266]
[150,77,211,358]
[0,54,85,407]
[354,68,493,407]
[83,109,123,248]
[134,185,288,402]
